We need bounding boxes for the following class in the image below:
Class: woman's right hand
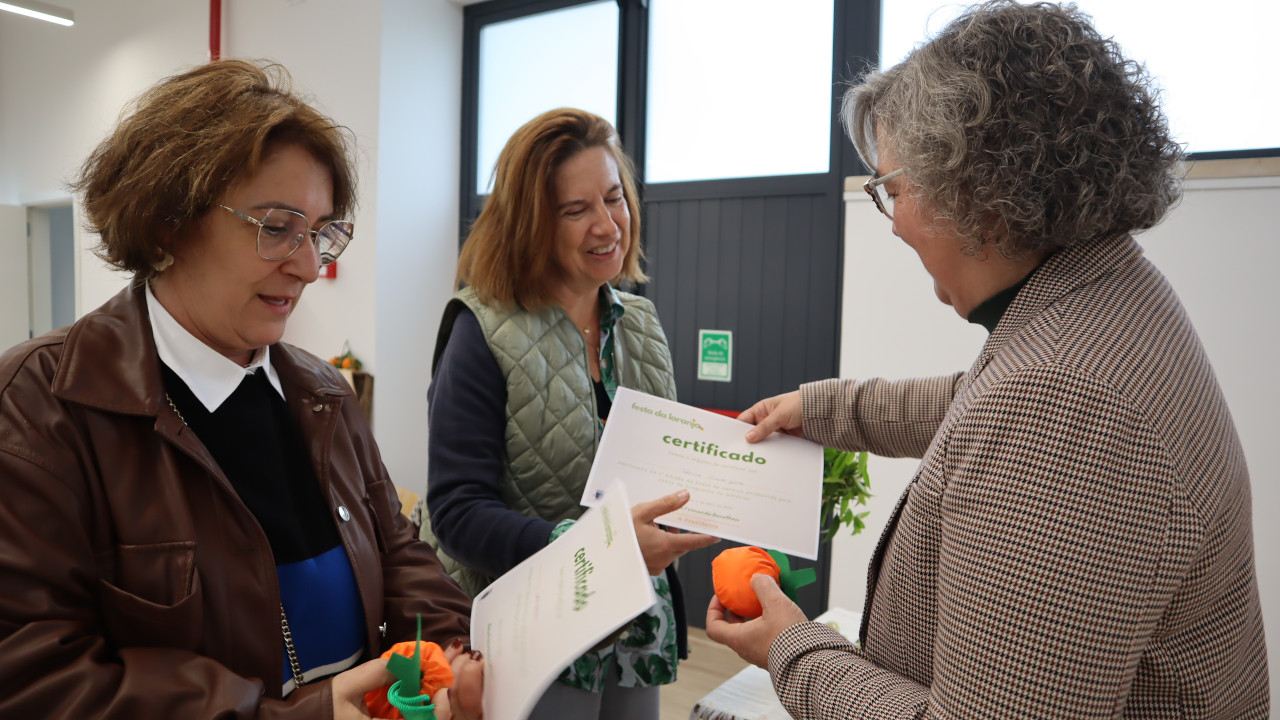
[632,491,720,575]
[738,390,803,443]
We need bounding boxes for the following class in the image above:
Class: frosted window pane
[477,2,618,194]
[881,0,1280,155]
[646,0,835,183]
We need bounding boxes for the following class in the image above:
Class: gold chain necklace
[166,392,308,689]
[280,605,306,687]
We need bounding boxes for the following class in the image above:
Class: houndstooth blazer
[769,234,1269,718]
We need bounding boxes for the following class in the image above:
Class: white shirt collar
[145,282,285,411]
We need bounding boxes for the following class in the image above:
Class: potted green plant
[820,448,872,542]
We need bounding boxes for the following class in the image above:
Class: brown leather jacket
[0,285,472,719]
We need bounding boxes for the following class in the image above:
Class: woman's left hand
[632,490,720,575]
[705,573,807,668]
[431,645,485,719]
[332,658,397,720]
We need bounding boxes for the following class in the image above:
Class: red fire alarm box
[318,260,338,279]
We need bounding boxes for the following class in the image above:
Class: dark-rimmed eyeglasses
[863,168,905,220]
[218,205,353,266]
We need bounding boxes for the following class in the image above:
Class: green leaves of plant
[820,448,872,542]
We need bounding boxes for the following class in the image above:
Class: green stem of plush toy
[387,680,436,719]
[765,550,817,602]
[384,614,438,720]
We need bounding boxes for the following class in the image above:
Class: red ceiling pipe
[210,0,222,61]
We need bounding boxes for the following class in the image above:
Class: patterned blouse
[548,286,681,691]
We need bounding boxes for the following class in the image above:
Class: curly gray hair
[843,0,1183,258]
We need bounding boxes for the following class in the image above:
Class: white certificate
[470,481,656,720]
[581,387,823,560]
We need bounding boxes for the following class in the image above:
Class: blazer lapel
[858,235,1143,648]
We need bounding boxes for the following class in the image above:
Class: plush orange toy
[712,546,781,618]
[364,641,454,720]
[712,546,818,619]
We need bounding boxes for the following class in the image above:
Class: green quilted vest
[422,285,677,596]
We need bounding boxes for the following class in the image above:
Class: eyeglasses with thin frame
[863,167,905,220]
[218,205,354,266]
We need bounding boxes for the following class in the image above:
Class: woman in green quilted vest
[424,108,720,719]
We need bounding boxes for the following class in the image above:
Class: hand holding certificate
[581,388,825,560]
[470,481,657,720]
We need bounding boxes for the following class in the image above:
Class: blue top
[426,307,555,576]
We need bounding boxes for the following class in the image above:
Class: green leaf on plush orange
[765,549,817,602]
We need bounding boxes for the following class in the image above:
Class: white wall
[374,0,464,491]
[0,2,206,208]
[26,207,52,336]
[0,205,28,347]
[835,174,1280,700]
[223,0,384,375]
[0,0,208,312]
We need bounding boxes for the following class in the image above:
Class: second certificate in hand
[581,387,823,559]
[472,481,657,720]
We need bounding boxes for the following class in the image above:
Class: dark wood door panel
[643,190,841,625]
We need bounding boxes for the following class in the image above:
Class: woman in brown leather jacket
[0,60,482,719]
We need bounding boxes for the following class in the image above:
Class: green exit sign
[698,330,732,383]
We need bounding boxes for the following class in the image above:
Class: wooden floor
[660,627,751,720]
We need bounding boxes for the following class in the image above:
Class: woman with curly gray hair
[707,2,1269,718]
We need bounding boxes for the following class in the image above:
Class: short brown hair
[72,59,357,280]
[457,108,645,310]
[843,1,1182,258]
